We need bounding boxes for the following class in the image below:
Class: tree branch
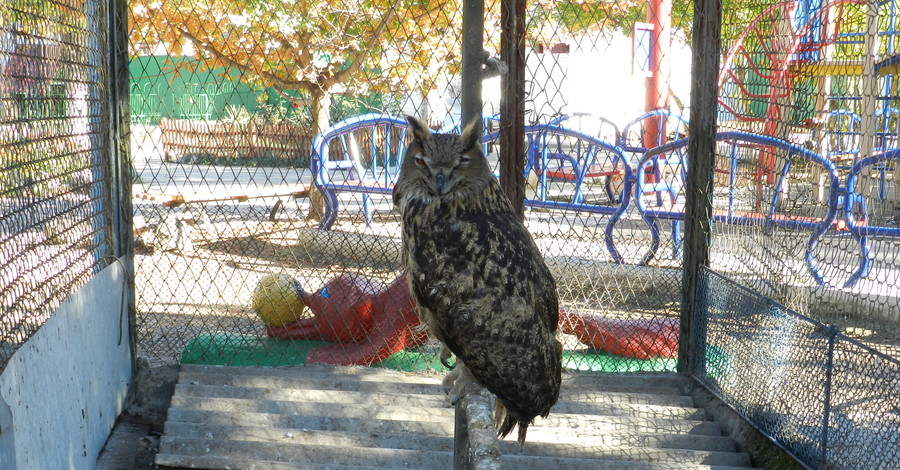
[330,0,403,86]
[178,28,316,92]
[272,87,312,105]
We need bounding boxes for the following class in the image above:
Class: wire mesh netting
[0,0,893,465]
[693,268,900,470]
[716,0,900,357]
[0,0,116,371]
[687,3,900,467]
[125,5,899,463]
[127,0,690,371]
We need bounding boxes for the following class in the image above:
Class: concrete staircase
[155,364,760,469]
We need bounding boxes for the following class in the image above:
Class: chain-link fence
[683,1,900,468]
[1,0,895,464]
[127,0,689,372]
[715,0,899,358]
[1,0,119,372]
[693,268,899,470]
[126,0,898,444]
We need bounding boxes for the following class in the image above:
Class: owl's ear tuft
[406,115,432,143]
[458,119,481,151]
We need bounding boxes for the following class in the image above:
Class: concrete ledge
[0,261,132,470]
[296,227,899,323]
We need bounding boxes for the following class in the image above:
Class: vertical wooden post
[500,0,526,218]
[680,0,721,374]
[461,0,485,134]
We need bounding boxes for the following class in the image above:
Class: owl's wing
[407,208,561,421]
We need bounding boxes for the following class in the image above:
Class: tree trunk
[307,88,332,221]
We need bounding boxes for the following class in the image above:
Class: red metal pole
[644,0,672,187]
[645,0,672,149]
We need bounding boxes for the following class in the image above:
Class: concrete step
[169,395,455,422]
[180,364,688,395]
[161,421,751,467]
[158,437,453,469]
[158,437,756,470]
[560,389,695,407]
[162,422,456,451]
[156,454,409,470]
[177,369,695,408]
[168,395,719,436]
[157,365,760,469]
[165,407,738,452]
[180,363,444,386]
[174,382,706,420]
[166,407,456,436]
[501,440,752,467]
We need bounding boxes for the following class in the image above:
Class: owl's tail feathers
[493,399,529,445]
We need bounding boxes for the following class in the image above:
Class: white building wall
[0,261,132,470]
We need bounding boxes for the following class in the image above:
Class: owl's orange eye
[414,157,426,167]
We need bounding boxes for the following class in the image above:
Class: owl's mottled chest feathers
[404,179,511,258]
[400,178,555,327]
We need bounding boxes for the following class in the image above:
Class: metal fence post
[820,326,837,466]
[680,0,722,373]
[108,0,136,367]
[461,0,484,132]
[499,0,526,218]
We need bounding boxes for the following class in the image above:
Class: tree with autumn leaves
[127,0,675,135]
[131,0,474,217]
[129,0,698,218]
[129,0,469,136]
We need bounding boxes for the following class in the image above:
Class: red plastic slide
[558,306,678,359]
[267,273,678,365]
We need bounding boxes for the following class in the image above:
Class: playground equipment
[844,150,900,286]
[633,132,842,284]
[263,272,679,366]
[311,114,636,262]
[310,114,411,229]
[718,0,900,169]
[718,0,900,244]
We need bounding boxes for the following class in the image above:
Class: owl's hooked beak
[435,172,446,195]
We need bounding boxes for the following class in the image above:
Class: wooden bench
[134,189,310,222]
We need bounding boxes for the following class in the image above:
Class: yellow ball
[251,274,305,327]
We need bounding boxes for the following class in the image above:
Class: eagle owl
[392,116,562,443]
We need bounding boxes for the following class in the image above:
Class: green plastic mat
[180,333,687,373]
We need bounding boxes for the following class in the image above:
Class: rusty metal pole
[499,0,526,218]
[680,0,721,374]
[645,0,672,147]
[461,0,484,134]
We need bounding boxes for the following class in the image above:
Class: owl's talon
[442,361,474,406]
[440,356,455,370]
[439,346,455,370]
[442,366,459,395]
